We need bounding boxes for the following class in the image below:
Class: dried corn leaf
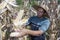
[0,1,7,10]
[13,10,24,26]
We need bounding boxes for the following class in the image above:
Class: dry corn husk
[10,32,20,37]
[0,1,7,10]
[13,10,24,26]
[5,0,18,7]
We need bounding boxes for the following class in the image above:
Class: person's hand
[21,28,29,34]
[18,28,29,37]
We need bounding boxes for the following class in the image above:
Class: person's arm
[26,29,43,36]
[26,20,50,36]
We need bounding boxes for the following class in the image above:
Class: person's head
[32,5,50,18]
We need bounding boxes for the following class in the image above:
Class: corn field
[0,0,60,40]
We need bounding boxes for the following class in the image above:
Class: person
[11,5,51,40]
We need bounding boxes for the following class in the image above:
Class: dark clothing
[30,34,45,40]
